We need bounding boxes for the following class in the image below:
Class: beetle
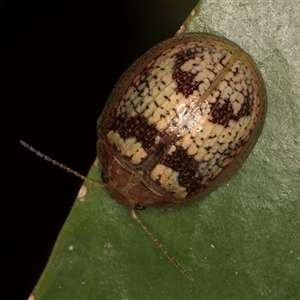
[97,32,267,210]
[21,32,266,281]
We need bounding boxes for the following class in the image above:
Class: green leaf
[32,1,300,299]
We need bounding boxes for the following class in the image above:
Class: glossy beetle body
[97,33,267,209]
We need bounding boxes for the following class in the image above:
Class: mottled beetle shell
[97,33,267,209]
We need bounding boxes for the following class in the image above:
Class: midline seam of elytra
[193,49,243,108]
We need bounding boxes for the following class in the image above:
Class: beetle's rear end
[97,33,267,209]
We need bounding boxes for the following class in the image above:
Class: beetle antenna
[20,140,103,187]
[131,208,194,281]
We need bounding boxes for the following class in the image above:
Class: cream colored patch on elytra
[28,295,35,300]
[77,185,87,200]
[107,130,147,164]
[151,164,187,199]
[167,145,177,155]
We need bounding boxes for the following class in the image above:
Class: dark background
[1,1,198,299]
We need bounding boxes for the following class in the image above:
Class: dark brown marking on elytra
[172,47,204,98]
[209,68,254,127]
[152,144,204,197]
[210,98,234,127]
[107,114,163,163]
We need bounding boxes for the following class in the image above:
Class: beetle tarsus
[133,204,146,210]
